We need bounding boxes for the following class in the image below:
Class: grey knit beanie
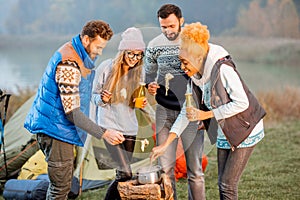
[118,27,145,52]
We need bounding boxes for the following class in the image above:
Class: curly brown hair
[81,20,113,41]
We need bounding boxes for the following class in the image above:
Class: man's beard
[165,32,180,41]
[164,26,181,41]
[86,44,91,55]
[85,44,97,60]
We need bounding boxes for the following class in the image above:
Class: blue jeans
[156,104,205,200]
[217,146,255,200]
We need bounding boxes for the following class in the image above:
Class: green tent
[0,94,155,191]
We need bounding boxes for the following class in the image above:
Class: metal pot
[136,165,162,184]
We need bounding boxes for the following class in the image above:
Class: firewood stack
[118,173,173,200]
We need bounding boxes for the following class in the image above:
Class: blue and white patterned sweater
[145,33,189,111]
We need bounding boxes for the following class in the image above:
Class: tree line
[1,0,299,38]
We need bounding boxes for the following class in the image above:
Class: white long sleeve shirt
[170,44,264,149]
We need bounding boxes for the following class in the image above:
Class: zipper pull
[231,146,235,151]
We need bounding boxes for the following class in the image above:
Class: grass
[1,120,299,199]
[76,120,300,199]
[257,86,300,126]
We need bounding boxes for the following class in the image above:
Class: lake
[0,32,299,94]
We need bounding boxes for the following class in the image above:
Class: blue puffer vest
[24,34,95,146]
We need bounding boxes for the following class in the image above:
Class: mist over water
[0,27,299,94]
[0,55,42,94]
[0,27,161,93]
[0,58,28,93]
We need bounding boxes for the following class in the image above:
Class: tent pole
[79,162,83,195]
[0,93,11,179]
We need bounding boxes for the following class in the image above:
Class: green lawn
[0,116,299,200]
[203,120,300,200]
[76,120,300,199]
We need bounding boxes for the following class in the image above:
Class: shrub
[257,86,300,126]
[4,86,300,128]
[1,86,35,123]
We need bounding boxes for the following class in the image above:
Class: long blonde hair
[103,51,144,106]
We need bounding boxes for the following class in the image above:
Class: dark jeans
[104,135,136,200]
[217,146,255,200]
[37,133,74,200]
[156,104,205,200]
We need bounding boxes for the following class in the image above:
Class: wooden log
[117,173,174,200]
[118,180,161,200]
[160,173,173,200]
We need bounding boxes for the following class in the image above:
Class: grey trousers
[156,104,205,200]
[37,133,74,200]
[217,146,255,200]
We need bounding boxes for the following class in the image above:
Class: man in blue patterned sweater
[145,4,206,200]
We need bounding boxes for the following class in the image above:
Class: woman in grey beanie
[92,27,146,200]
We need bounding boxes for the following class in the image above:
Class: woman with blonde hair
[92,27,146,200]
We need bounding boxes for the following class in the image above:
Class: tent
[0,95,156,192]
[0,95,39,181]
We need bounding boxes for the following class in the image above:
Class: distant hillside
[1,0,247,35]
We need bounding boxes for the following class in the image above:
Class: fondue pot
[136,165,162,184]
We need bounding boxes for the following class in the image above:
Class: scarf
[72,34,96,70]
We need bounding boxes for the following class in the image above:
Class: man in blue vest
[24,20,125,199]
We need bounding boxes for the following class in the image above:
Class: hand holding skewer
[148,82,160,96]
[101,90,112,104]
[102,129,125,145]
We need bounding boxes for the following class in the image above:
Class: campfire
[118,166,173,200]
